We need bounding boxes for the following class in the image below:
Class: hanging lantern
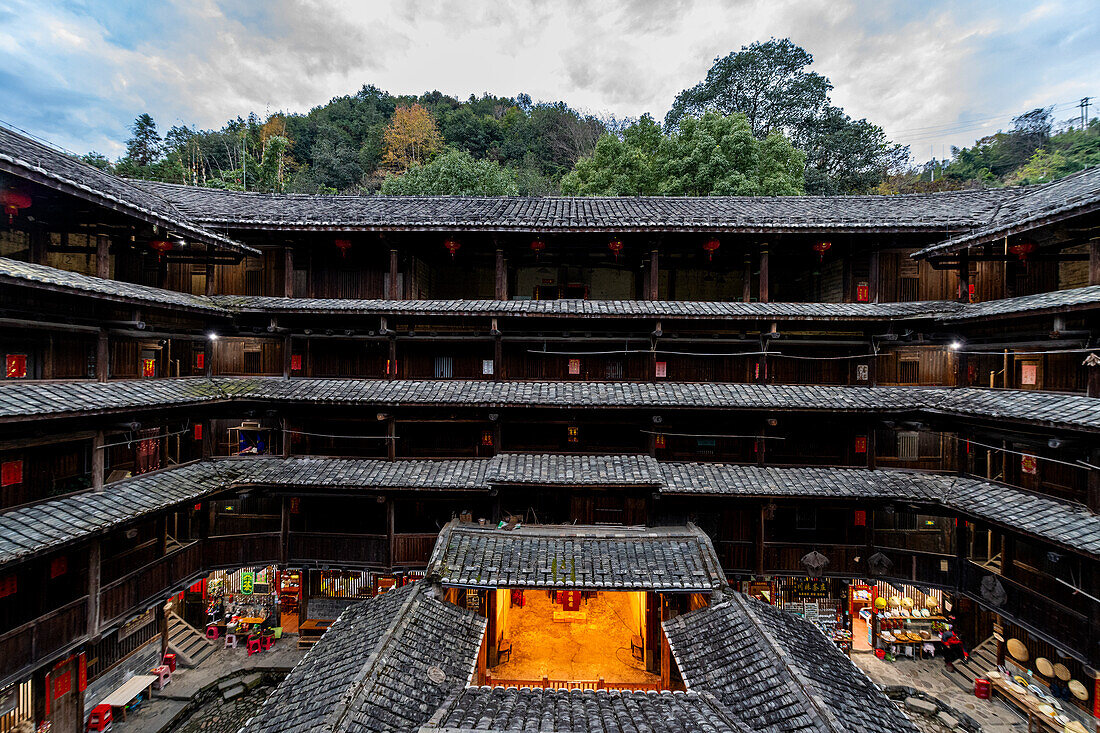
[1008,241,1037,262]
[335,238,352,258]
[530,239,545,258]
[148,240,174,261]
[0,190,31,225]
[702,238,720,262]
[444,239,461,260]
[608,238,624,261]
[812,241,832,261]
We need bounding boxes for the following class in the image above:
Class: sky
[0,0,1097,164]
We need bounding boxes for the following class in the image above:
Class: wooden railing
[290,532,387,566]
[762,543,863,576]
[484,672,660,692]
[0,596,87,685]
[717,540,754,573]
[393,533,438,566]
[99,542,204,626]
[204,532,281,569]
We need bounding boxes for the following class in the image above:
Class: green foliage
[563,112,804,196]
[380,149,518,195]
[80,152,112,171]
[665,38,902,194]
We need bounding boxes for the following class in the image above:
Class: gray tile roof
[0,460,254,565]
[3,377,1099,433]
[4,457,1093,568]
[485,453,664,486]
[425,521,727,591]
[241,581,486,733]
[914,166,1100,258]
[0,125,255,255]
[9,257,1100,325]
[422,687,753,733]
[131,180,1016,233]
[0,257,227,314]
[665,593,918,733]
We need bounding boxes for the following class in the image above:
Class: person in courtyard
[941,630,968,672]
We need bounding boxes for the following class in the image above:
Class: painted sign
[240,571,255,595]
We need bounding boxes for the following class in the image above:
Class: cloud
[0,0,1096,162]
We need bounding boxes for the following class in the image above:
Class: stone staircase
[948,636,999,692]
[167,613,216,667]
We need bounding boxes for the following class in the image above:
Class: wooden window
[899,277,919,302]
[604,361,623,380]
[898,432,920,461]
[696,438,716,456]
[433,356,453,379]
[5,354,27,379]
[243,345,262,374]
[898,358,919,384]
[795,507,816,530]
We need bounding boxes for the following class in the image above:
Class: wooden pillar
[866,428,877,471]
[648,248,659,301]
[758,244,769,303]
[386,418,396,461]
[202,418,214,459]
[159,603,169,660]
[389,248,400,299]
[868,249,880,303]
[1090,239,1100,286]
[283,335,293,379]
[386,498,396,569]
[280,497,290,566]
[281,416,291,457]
[92,430,105,492]
[87,540,101,639]
[493,318,503,381]
[742,251,752,303]
[1087,448,1100,514]
[205,246,216,297]
[659,598,671,690]
[96,234,110,279]
[96,329,109,382]
[284,246,295,298]
[495,248,507,301]
[955,429,968,476]
[957,252,971,303]
[755,504,766,576]
[204,338,214,378]
[29,228,48,265]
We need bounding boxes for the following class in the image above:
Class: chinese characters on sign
[790,579,829,599]
[240,571,255,595]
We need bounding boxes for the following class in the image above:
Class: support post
[281,416,291,457]
[387,417,396,461]
[755,504,766,576]
[284,246,294,298]
[1087,448,1100,514]
[280,497,290,566]
[159,603,169,660]
[204,338,214,378]
[96,329,109,382]
[957,252,971,303]
[283,335,293,379]
[29,228,49,265]
[87,540,101,639]
[386,498,396,569]
[389,247,400,299]
[495,248,507,301]
[648,248,659,301]
[758,244,769,303]
[866,427,877,471]
[493,317,503,381]
[868,249,880,303]
[742,251,752,303]
[92,430,105,492]
[96,234,110,279]
[1090,239,1100,287]
[205,246,216,297]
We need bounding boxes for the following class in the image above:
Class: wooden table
[99,675,158,721]
[298,619,333,649]
[988,676,1078,733]
[238,616,266,624]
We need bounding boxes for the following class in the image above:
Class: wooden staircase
[167,613,216,667]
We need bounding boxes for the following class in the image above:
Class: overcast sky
[1,0,1097,164]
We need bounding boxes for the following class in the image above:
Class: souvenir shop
[190,567,283,647]
[861,582,950,662]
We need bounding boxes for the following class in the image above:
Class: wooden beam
[92,430,105,491]
[205,245,216,297]
[284,246,294,298]
[495,248,507,301]
[648,248,659,301]
[742,251,752,303]
[868,249,880,303]
[96,328,109,382]
[389,247,400,299]
[87,540,101,639]
[758,244,769,303]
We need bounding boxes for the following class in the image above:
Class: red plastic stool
[246,637,262,655]
[205,625,219,641]
[86,704,113,732]
[261,635,273,651]
[162,653,176,672]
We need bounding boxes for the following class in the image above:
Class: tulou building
[0,122,1098,732]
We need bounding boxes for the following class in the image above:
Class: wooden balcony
[204,532,281,569]
[762,542,863,576]
[0,596,87,686]
[99,542,205,626]
[290,532,388,566]
[393,533,438,566]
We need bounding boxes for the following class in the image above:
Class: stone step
[221,685,245,701]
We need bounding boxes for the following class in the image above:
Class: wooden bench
[99,674,158,721]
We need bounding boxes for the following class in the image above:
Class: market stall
[202,567,282,648]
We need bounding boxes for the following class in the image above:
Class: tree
[656,112,805,196]
[80,152,112,171]
[665,38,899,193]
[665,38,831,139]
[123,113,162,167]
[561,115,661,195]
[380,104,444,172]
[380,149,518,195]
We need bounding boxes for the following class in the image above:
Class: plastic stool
[246,637,261,655]
[150,665,171,690]
[205,626,219,641]
[162,653,177,672]
[224,633,238,649]
[261,635,273,651]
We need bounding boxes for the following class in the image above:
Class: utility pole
[1080,97,1091,129]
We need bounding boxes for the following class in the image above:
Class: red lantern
[444,239,461,260]
[1009,241,1037,262]
[812,241,832,261]
[0,190,31,224]
[335,239,352,258]
[530,239,545,258]
[702,238,720,262]
[608,238,624,260]
[149,240,174,261]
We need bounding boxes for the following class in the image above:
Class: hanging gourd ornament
[0,190,32,225]
[703,238,720,262]
[812,241,832,262]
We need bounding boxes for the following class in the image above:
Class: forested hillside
[81,38,1097,197]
